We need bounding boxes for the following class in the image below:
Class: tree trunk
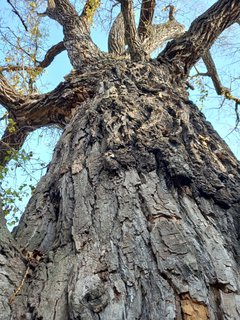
[1,59,240,320]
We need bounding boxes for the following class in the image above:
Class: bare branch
[108,6,185,57]
[159,0,240,76]
[38,41,65,68]
[143,11,185,55]
[45,0,103,68]
[0,42,65,75]
[46,0,78,25]
[6,0,28,32]
[202,51,225,95]
[197,51,240,105]
[138,0,156,40]
[108,13,126,56]
[120,0,146,61]
[0,27,33,59]
[234,102,240,128]
[167,5,176,21]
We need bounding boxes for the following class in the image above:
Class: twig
[234,101,240,128]
[6,0,28,32]
[8,266,30,304]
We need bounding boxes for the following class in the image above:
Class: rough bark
[1,0,240,319]
[1,58,239,319]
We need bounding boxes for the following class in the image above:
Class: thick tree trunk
[1,60,240,319]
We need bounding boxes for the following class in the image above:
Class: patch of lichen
[83,0,101,24]
[47,0,56,9]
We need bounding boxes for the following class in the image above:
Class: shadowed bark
[0,0,240,319]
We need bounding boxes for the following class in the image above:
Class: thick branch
[138,0,156,40]
[158,0,240,75]
[143,17,185,55]
[46,0,103,67]
[0,76,94,167]
[14,81,92,129]
[120,0,146,61]
[46,0,78,25]
[108,13,126,56]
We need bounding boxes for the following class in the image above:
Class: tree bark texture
[1,59,240,319]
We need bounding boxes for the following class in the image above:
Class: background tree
[0,0,240,319]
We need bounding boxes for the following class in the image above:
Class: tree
[1,0,240,319]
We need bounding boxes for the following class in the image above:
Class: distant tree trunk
[1,59,240,320]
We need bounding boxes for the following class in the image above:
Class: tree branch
[0,76,94,167]
[0,42,66,75]
[158,0,240,75]
[6,0,28,32]
[138,0,156,40]
[202,51,226,95]
[46,0,78,26]
[108,6,185,57]
[108,13,126,56]
[142,7,185,55]
[38,41,65,68]
[14,76,94,130]
[196,51,240,104]
[45,0,103,68]
[120,0,146,61]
